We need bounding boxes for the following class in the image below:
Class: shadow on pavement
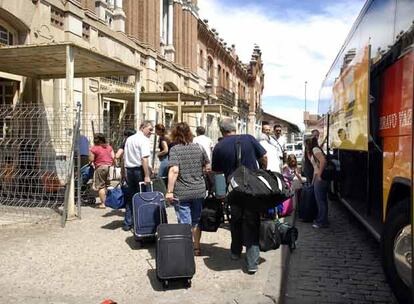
[125,235,156,257]
[101,220,124,230]
[147,269,193,292]
[102,209,124,218]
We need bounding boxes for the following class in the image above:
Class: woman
[89,133,114,209]
[155,124,170,178]
[282,154,302,185]
[305,137,329,228]
[165,122,210,256]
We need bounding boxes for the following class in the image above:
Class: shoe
[230,253,241,260]
[247,267,258,275]
[312,223,329,229]
[122,225,132,231]
[312,223,321,229]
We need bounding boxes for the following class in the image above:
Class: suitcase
[298,184,317,222]
[156,223,195,288]
[132,182,167,242]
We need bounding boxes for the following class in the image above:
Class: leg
[229,196,243,256]
[314,178,329,226]
[98,188,106,207]
[190,198,204,255]
[124,167,143,228]
[243,206,260,272]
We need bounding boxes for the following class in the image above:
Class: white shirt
[193,134,213,161]
[259,138,281,173]
[271,135,286,160]
[124,131,151,168]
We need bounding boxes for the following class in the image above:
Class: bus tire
[381,199,412,304]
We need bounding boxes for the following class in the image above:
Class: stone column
[168,0,174,45]
[113,0,126,32]
[165,0,176,62]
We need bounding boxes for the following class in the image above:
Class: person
[212,118,267,274]
[193,126,213,162]
[312,128,327,148]
[306,137,329,228]
[259,123,281,173]
[155,124,170,178]
[115,128,136,178]
[89,133,114,209]
[122,121,153,231]
[79,135,90,167]
[165,122,210,256]
[283,154,302,185]
[337,128,352,148]
[271,124,286,170]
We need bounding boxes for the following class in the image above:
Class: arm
[88,149,95,166]
[115,148,124,160]
[314,152,326,180]
[166,165,179,202]
[142,156,151,184]
[157,141,169,158]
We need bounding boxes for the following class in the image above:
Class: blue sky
[198,0,365,129]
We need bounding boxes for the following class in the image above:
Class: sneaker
[230,253,241,260]
[247,267,258,275]
[122,225,132,231]
[312,223,321,229]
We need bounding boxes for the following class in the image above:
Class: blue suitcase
[132,182,167,242]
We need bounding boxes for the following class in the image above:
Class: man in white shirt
[193,126,213,161]
[271,124,286,170]
[259,123,281,173]
[122,120,153,231]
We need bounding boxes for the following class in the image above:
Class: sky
[197,0,365,129]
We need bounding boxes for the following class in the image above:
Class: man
[271,124,286,170]
[122,121,153,231]
[212,118,267,274]
[259,122,281,173]
[193,126,213,161]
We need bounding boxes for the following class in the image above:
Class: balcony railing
[238,99,250,113]
[216,86,235,108]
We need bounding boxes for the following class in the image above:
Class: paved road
[284,199,398,304]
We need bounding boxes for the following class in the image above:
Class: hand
[144,176,151,184]
[165,192,174,203]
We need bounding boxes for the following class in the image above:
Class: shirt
[168,143,210,201]
[311,146,325,172]
[90,145,113,167]
[212,134,266,180]
[270,135,286,160]
[193,135,213,161]
[259,139,281,173]
[124,131,151,168]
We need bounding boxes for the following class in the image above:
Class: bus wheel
[382,199,412,303]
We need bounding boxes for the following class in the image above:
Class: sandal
[194,248,201,256]
[96,204,106,209]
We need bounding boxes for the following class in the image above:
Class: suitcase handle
[139,181,153,192]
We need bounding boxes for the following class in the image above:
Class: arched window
[199,49,204,69]
[0,25,13,46]
[207,57,214,81]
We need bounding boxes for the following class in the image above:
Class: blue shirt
[212,134,266,179]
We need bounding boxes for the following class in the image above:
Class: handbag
[200,194,224,232]
[227,139,293,211]
[259,219,281,252]
[105,182,126,209]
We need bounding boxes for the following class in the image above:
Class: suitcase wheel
[162,280,169,289]
[185,279,192,288]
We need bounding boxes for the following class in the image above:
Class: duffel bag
[200,195,223,232]
[259,219,281,252]
[276,220,298,252]
[105,183,126,209]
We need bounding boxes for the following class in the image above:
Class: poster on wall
[330,44,370,151]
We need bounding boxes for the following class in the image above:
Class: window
[199,50,204,69]
[82,23,90,41]
[0,25,13,46]
[51,6,65,29]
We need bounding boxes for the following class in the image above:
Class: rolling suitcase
[132,182,167,243]
[156,223,195,288]
[298,184,317,222]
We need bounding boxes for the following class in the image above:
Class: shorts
[174,197,204,227]
[93,165,110,190]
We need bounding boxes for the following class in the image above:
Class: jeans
[314,177,329,225]
[125,167,144,227]
[229,195,260,271]
[174,198,204,227]
[158,157,169,178]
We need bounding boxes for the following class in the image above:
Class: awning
[101,91,205,103]
[164,104,235,115]
[0,42,141,79]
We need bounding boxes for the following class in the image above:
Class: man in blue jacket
[212,118,267,274]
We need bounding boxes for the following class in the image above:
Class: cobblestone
[284,199,398,304]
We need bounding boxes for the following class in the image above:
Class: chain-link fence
[0,105,74,218]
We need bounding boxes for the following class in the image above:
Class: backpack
[199,195,224,232]
[227,140,293,211]
[259,219,282,252]
[276,220,298,252]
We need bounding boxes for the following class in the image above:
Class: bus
[318,0,413,302]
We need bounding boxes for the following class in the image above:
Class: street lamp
[304,81,307,112]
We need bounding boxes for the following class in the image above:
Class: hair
[338,128,345,135]
[311,129,320,135]
[155,123,166,136]
[273,124,282,130]
[305,136,320,158]
[139,120,153,130]
[171,122,193,145]
[287,154,297,167]
[93,133,106,145]
[262,121,270,127]
[123,128,136,137]
[196,126,206,136]
[219,118,236,135]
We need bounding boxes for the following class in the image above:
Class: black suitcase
[156,223,195,288]
[298,184,317,222]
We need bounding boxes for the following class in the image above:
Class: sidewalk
[0,205,292,304]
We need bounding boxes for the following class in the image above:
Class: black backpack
[227,140,293,211]
[276,220,298,252]
[199,195,223,232]
[259,219,281,252]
